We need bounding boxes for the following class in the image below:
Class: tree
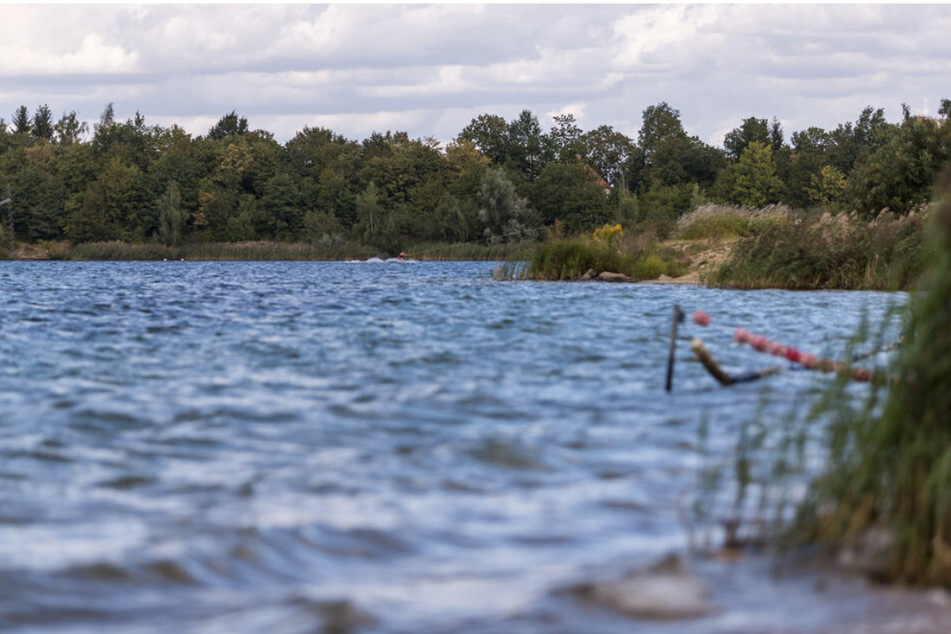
[157,180,186,246]
[32,104,54,141]
[784,126,832,208]
[54,111,88,145]
[12,106,31,135]
[506,109,545,180]
[580,125,637,189]
[806,165,848,210]
[724,117,770,162]
[261,172,304,240]
[530,161,613,233]
[354,181,388,246]
[208,111,249,140]
[847,113,951,217]
[716,141,783,207]
[444,139,491,200]
[457,113,508,165]
[638,102,684,162]
[477,168,536,243]
[67,156,143,242]
[546,113,584,163]
[940,99,951,120]
[99,103,116,128]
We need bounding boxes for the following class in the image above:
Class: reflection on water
[1,261,936,633]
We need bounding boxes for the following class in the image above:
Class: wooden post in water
[665,304,683,392]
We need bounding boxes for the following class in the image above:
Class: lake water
[0,261,936,633]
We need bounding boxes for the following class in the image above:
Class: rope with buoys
[670,308,898,390]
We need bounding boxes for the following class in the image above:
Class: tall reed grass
[786,175,951,584]
[673,204,793,241]
[706,211,927,291]
[63,240,531,262]
[71,241,375,261]
[693,173,951,586]
[520,231,685,281]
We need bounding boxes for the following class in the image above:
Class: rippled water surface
[0,261,916,633]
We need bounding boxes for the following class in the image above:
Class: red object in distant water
[692,310,711,327]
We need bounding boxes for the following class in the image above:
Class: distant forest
[0,99,949,252]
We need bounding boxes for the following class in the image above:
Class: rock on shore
[566,553,717,620]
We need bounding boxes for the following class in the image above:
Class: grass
[69,240,379,261]
[705,210,928,291]
[692,172,951,587]
[513,230,687,282]
[673,204,793,241]
[25,239,532,262]
[785,182,951,585]
[403,241,536,261]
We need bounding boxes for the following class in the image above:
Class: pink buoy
[692,310,711,327]
[766,341,786,356]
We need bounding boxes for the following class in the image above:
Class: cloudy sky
[1,3,949,149]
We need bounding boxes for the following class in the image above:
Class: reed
[692,172,951,586]
[706,211,927,291]
[69,240,378,261]
[673,204,793,241]
[521,232,685,281]
[405,241,535,261]
[787,176,951,584]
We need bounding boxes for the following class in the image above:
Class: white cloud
[0,4,949,146]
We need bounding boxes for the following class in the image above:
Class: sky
[1,3,949,150]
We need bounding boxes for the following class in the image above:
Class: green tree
[637,102,724,191]
[940,98,951,119]
[157,180,186,246]
[53,111,88,145]
[806,164,848,210]
[67,156,143,243]
[724,117,770,162]
[477,167,536,243]
[580,125,638,189]
[784,126,832,208]
[12,106,31,135]
[638,102,684,163]
[354,181,390,247]
[261,172,303,240]
[826,106,893,174]
[444,139,491,201]
[506,109,545,180]
[4,144,67,241]
[847,113,951,217]
[313,167,357,229]
[208,111,249,141]
[458,113,509,165]
[530,161,613,233]
[546,113,584,163]
[32,105,54,141]
[716,141,783,207]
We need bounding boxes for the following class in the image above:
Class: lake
[1,261,936,633]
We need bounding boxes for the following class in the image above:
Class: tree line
[1,99,949,252]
